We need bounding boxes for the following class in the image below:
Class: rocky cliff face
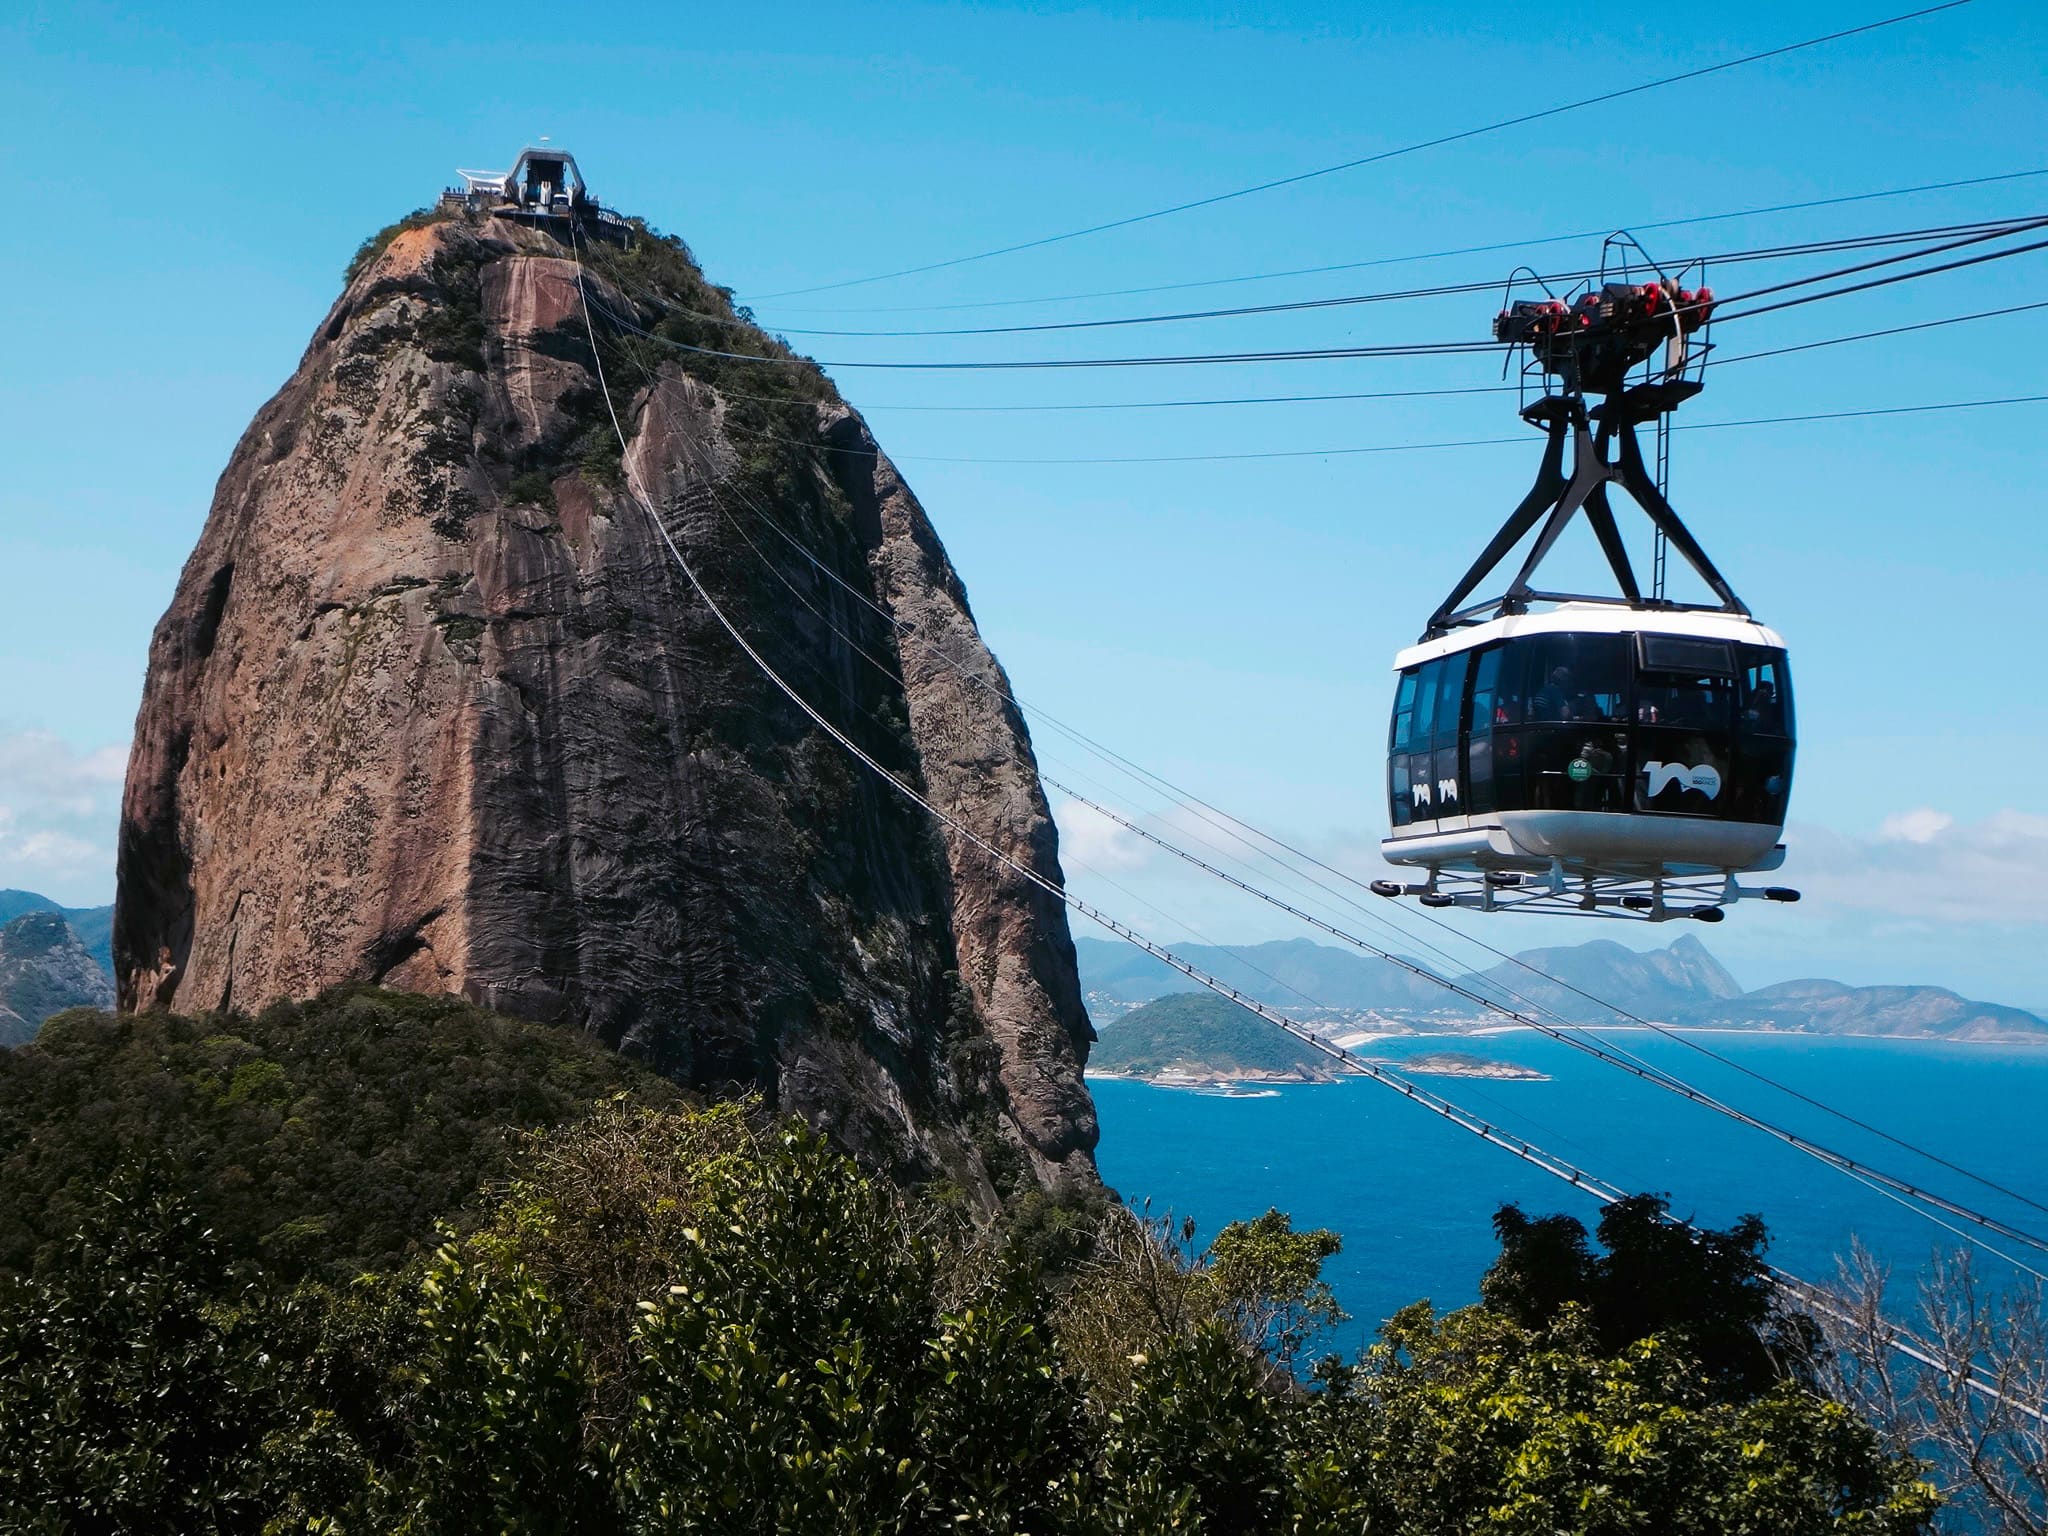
[0,913,115,1046]
[114,208,1097,1200]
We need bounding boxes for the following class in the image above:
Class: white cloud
[1052,795,1156,875]
[79,744,131,784]
[0,728,127,904]
[1786,809,2048,929]
[13,830,102,867]
[1878,807,1954,845]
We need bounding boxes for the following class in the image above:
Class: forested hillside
[0,986,1939,1532]
[0,986,674,1279]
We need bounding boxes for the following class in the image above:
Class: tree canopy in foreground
[0,989,1944,1533]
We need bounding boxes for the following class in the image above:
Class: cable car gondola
[1376,241,1800,921]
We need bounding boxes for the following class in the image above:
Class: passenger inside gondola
[1531,666,1575,719]
[1522,637,1627,722]
[1637,669,1735,729]
[1745,679,1784,733]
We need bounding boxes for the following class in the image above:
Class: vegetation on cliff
[0,988,1940,1533]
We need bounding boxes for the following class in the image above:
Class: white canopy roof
[1393,602,1784,671]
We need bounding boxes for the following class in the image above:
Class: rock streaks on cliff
[115,211,1097,1200]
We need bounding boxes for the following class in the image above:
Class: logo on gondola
[1437,777,1459,805]
[1411,782,1432,808]
[1567,757,1593,783]
[1642,761,1722,799]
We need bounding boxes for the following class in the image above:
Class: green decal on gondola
[1567,757,1593,783]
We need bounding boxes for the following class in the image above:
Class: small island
[1391,1050,1550,1082]
[1088,993,1343,1085]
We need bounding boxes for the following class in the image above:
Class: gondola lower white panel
[1382,811,1786,877]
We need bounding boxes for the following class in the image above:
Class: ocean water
[1091,1032,2048,1358]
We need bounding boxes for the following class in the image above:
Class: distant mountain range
[6,884,2039,1049]
[0,891,112,976]
[0,891,117,1044]
[1074,934,2048,1044]
[0,913,114,1047]
[1077,935,1452,1015]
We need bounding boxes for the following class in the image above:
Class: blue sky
[4,0,2045,1001]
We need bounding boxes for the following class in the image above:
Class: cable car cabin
[1375,235,1805,920]
[1380,607,1797,920]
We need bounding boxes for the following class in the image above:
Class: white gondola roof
[1393,602,1784,671]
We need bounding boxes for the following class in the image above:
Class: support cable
[695,296,2048,416]
[588,318,2048,1241]
[725,393,2048,467]
[587,290,1497,369]
[587,218,2048,374]
[1707,222,2048,323]
[758,166,2048,317]
[747,2,1974,299]
[1056,748,2048,1230]
[574,230,2048,1414]
[645,219,2042,341]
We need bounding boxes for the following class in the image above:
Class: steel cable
[748,2,1973,299]
[574,227,2048,1282]
[758,166,2048,317]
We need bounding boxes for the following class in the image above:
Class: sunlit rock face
[114,211,1098,1202]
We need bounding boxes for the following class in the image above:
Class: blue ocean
[1091,1033,2048,1357]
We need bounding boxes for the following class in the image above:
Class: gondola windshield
[1388,631,1794,829]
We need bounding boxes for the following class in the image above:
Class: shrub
[1286,1301,1940,1534]
[1482,1192,1791,1396]
[0,1173,363,1533]
[507,469,558,509]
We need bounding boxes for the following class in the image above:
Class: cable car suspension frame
[1430,240,1735,633]
[1382,237,1801,922]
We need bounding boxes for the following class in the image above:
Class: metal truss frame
[1371,860,1801,922]
[1424,390,1748,639]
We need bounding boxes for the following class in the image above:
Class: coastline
[1086,1066,1339,1091]
[1084,1025,2037,1092]
[1375,1023,2048,1046]
[1086,1052,1552,1089]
